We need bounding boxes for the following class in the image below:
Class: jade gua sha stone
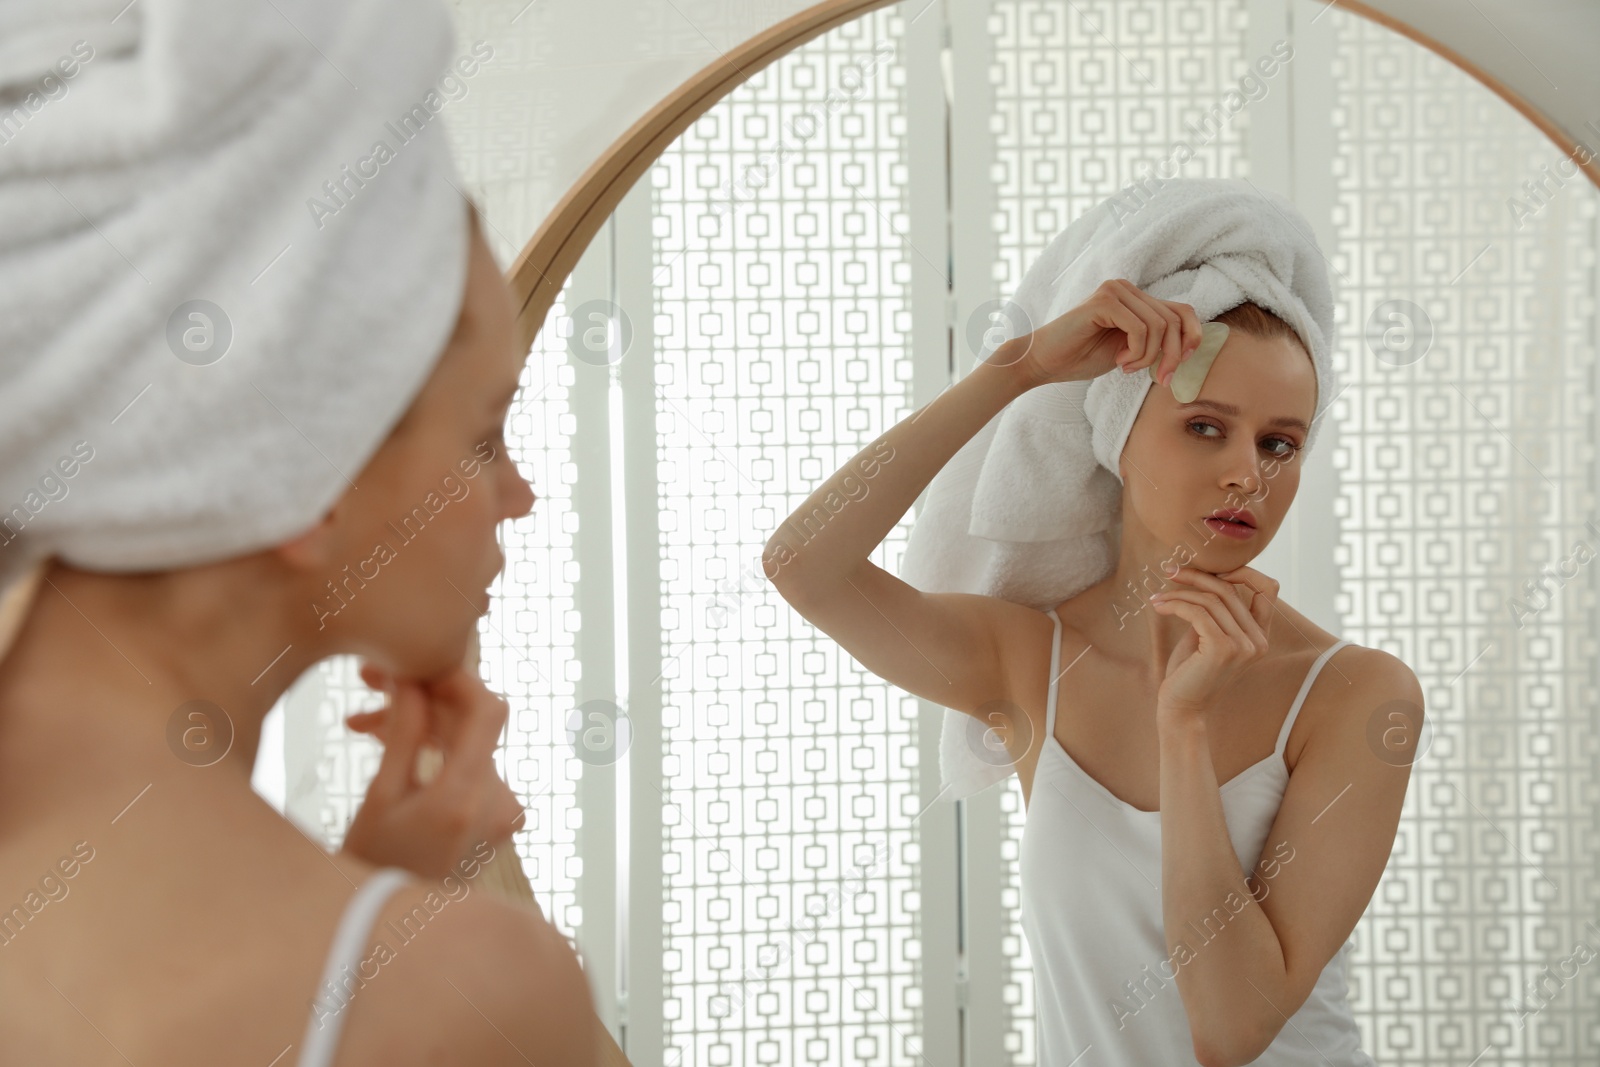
[1150,320,1229,402]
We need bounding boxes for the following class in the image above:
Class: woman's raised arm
[762,350,1039,715]
[762,281,1202,716]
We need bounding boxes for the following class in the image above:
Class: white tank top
[1020,607,1374,1065]
[296,866,413,1067]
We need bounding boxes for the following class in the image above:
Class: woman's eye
[1186,420,1300,458]
[1263,437,1300,459]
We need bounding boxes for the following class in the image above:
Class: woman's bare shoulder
[256,812,601,1063]
[1269,596,1352,658]
[333,859,600,1065]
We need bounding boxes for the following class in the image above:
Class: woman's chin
[393,629,479,682]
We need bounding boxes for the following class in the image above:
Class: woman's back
[0,741,587,1066]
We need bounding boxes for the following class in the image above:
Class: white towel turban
[899,177,1340,801]
[0,0,475,659]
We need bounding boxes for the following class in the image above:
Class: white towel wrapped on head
[0,0,474,659]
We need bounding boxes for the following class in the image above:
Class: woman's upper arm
[770,557,1050,721]
[1252,648,1423,1019]
[438,895,601,1062]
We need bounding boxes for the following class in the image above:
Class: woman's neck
[0,563,321,822]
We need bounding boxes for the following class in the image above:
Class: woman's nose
[1223,452,1264,496]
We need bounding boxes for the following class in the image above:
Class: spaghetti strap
[1043,607,1063,740]
[1275,638,1354,755]
[296,866,413,1067]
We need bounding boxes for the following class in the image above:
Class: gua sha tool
[1152,320,1229,402]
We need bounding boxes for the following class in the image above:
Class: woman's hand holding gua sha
[339,662,528,882]
[994,277,1206,388]
[1152,320,1229,402]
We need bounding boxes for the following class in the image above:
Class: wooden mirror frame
[505,0,1600,352]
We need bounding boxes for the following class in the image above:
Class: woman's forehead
[1177,332,1315,415]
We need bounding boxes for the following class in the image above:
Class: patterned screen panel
[294,657,385,847]
[1327,10,1600,1063]
[985,2,1252,1060]
[649,8,923,1065]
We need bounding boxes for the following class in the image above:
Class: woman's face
[291,214,536,678]
[1116,329,1315,572]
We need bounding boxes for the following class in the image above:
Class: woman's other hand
[1000,278,1204,389]
[1149,564,1278,723]
[339,664,526,880]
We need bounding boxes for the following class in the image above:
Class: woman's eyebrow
[1177,398,1308,433]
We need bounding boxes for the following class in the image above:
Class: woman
[765,276,1423,1065]
[0,1,601,1060]
[0,209,601,1066]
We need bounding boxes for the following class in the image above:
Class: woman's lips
[1204,516,1256,540]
